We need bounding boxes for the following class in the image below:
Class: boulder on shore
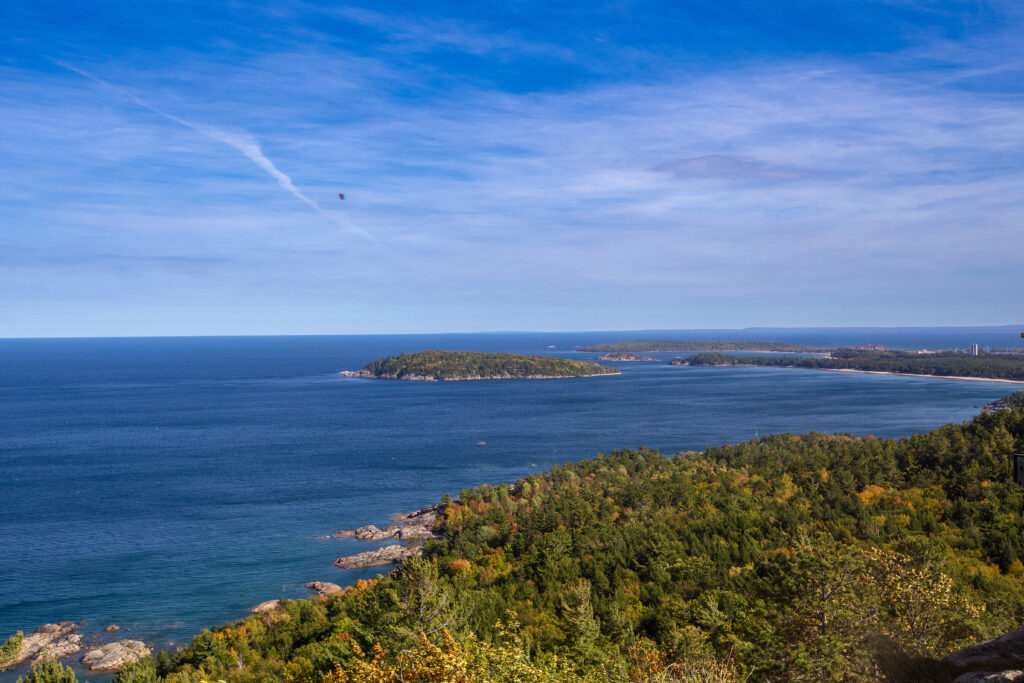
[81,640,150,672]
[2,622,82,670]
[306,581,344,598]
[249,599,281,614]
[335,544,422,569]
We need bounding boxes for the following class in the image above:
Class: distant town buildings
[971,343,980,356]
[853,344,886,350]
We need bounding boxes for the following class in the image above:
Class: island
[597,352,656,361]
[674,349,1024,381]
[579,339,824,353]
[339,350,618,381]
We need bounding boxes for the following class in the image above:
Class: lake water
[1,329,1020,678]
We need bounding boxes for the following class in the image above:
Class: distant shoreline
[820,367,1024,384]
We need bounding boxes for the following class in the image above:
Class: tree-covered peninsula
[14,398,1021,681]
[579,340,824,353]
[678,349,1024,381]
[341,351,618,381]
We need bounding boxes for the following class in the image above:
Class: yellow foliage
[323,628,585,683]
[858,484,886,504]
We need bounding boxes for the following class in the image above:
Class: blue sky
[1,1,1022,336]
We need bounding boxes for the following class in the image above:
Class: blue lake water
[1,329,1021,678]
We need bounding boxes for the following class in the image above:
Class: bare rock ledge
[305,581,344,598]
[81,640,151,672]
[335,544,422,569]
[332,523,438,541]
[249,599,281,614]
[2,622,82,670]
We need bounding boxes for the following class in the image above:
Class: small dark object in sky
[338,193,345,200]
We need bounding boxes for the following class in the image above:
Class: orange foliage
[446,559,472,575]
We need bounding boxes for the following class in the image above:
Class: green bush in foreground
[0,631,24,670]
[16,659,77,683]
[114,659,160,683]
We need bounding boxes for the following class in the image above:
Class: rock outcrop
[397,525,437,540]
[394,503,445,528]
[2,622,82,670]
[335,544,422,569]
[249,599,281,614]
[333,523,439,541]
[306,581,343,598]
[81,640,151,672]
[946,626,1024,679]
[954,672,1024,682]
[333,504,446,542]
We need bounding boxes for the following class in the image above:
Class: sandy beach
[825,367,1024,384]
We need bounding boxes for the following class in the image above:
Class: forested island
[596,352,656,361]
[580,339,823,353]
[677,349,1024,381]
[340,350,618,381]
[10,394,1024,681]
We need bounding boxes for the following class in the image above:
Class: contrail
[55,60,372,240]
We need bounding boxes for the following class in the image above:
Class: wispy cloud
[2,3,1022,334]
[652,155,808,180]
[53,60,372,240]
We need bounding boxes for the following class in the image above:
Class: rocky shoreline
[334,544,423,569]
[329,503,443,569]
[982,396,1022,412]
[2,503,448,675]
[247,503,446,617]
[339,370,614,381]
[0,622,150,674]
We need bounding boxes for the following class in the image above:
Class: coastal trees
[0,631,24,670]
[114,659,160,683]
[678,349,1024,381]
[15,659,77,683]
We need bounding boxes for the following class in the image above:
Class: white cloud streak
[54,60,372,240]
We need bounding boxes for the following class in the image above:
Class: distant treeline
[357,350,618,380]
[679,349,1024,381]
[579,339,823,353]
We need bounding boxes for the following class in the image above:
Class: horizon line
[2,324,1023,341]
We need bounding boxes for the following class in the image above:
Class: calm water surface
[1,330,1019,678]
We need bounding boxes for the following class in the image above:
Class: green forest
[11,395,1024,682]
[578,340,823,353]
[680,349,1024,381]
[352,351,618,381]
